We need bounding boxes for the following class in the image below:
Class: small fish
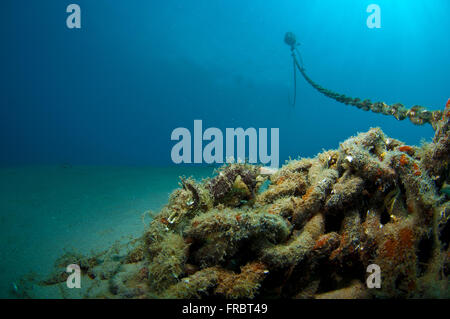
[12,282,19,295]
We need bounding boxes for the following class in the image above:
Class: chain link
[292,53,442,129]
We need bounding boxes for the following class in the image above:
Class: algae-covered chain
[284,32,443,129]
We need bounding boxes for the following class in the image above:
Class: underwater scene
[0,0,449,300]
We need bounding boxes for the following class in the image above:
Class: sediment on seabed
[23,100,450,299]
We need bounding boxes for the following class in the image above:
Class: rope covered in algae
[290,49,443,129]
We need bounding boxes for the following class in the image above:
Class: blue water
[0,0,449,298]
[1,0,449,165]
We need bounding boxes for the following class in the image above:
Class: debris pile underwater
[27,100,450,299]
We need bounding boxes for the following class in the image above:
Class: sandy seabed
[0,165,214,298]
